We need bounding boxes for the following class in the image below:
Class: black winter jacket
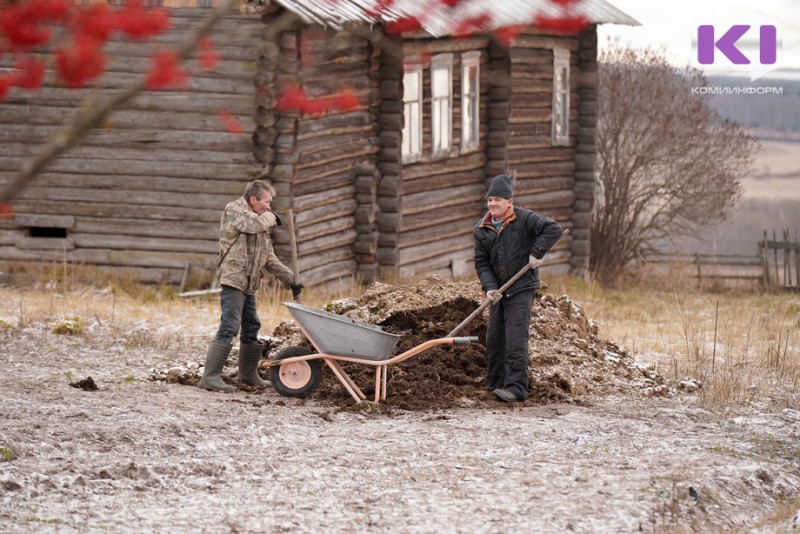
[473,206,563,297]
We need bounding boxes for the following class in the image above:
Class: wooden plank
[400,185,486,216]
[14,214,75,229]
[293,185,356,212]
[293,198,357,227]
[379,216,476,248]
[1,143,255,166]
[0,157,252,180]
[72,217,218,240]
[16,186,232,211]
[73,234,217,254]
[11,200,220,222]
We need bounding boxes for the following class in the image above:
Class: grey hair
[243,179,276,201]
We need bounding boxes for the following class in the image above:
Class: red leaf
[216,111,244,134]
[534,13,588,32]
[115,2,171,40]
[56,37,106,88]
[494,25,523,46]
[454,13,492,37]
[145,51,187,90]
[386,17,423,35]
[13,58,46,90]
[76,4,116,42]
[0,202,13,220]
[198,37,220,70]
[0,75,13,101]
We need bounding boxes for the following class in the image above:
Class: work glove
[290,282,304,299]
[486,290,503,304]
[529,254,543,269]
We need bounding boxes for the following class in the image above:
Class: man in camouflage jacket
[199,179,303,393]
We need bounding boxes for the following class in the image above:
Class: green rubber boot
[236,343,271,387]
[198,340,235,392]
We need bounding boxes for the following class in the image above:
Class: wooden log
[295,138,379,170]
[400,185,486,216]
[515,176,575,195]
[294,198,357,227]
[73,234,218,254]
[293,185,355,212]
[300,259,358,287]
[403,36,490,54]
[293,172,353,196]
[395,233,475,266]
[0,156,252,181]
[296,217,355,243]
[11,199,220,222]
[17,186,231,211]
[73,217,218,240]
[378,216,477,248]
[297,243,355,270]
[400,152,486,181]
[514,189,575,210]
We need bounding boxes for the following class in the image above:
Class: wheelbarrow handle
[447,228,570,337]
[452,336,479,345]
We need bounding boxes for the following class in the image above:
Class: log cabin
[0,0,637,289]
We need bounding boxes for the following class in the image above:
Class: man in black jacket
[473,174,563,402]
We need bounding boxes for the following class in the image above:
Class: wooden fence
[642,229,799,292]
[760,229,800,291]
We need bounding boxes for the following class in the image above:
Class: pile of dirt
[249,275,668,411]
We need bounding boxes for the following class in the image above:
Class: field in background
[672,135,800,256]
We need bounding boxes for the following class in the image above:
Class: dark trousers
[214,285,261,345]
[486,289,535,400]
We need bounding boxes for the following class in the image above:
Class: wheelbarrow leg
[324,359,366,404]
[381,365,387,401]
[374,366,381,403]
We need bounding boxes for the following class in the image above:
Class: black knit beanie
[487,174,513,199]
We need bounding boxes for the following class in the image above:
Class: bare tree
[591,46,759,284]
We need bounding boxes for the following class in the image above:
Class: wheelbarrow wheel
[270,346,322,399]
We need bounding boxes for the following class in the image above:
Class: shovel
[286,208,302,303]
[447,228,570,337]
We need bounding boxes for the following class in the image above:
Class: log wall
[262,27,379,289]
[378,36,490,279]
[0,9,263,284]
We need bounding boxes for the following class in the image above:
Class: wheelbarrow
[261,302,479,404]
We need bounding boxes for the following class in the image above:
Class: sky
[597,0,800,80]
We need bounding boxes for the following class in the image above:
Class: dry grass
[2,260,798,411]
[549,273,800,411]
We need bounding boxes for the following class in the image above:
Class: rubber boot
[198,340,235,392]
[236,343,271,387]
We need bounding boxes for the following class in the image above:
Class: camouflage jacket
[216,197,294,295]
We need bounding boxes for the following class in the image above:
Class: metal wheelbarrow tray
[262,302,478,404]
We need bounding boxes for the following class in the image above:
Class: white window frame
[461,51,480,152]
[551,47,570,146]
[402,60,423,163]
[431,53,453,157]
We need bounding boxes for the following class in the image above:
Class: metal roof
[270,0,640,35]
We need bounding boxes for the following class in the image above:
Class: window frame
[551,47,570,147]
[460,51,480,152]
[401,59,423,163]
[430,53,453,158]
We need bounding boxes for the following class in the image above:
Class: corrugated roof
[271,0,639,35]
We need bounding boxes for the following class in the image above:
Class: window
[402,61,423,162]
[461,51,480,151]
[551,48,570,146]
[431,53,453,156]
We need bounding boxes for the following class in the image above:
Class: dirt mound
[261,275,668,411]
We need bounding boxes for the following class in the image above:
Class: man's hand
[290,282,304,299]
[529,255,543,269]
[486,290,502,304]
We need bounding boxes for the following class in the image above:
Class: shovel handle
[286,208,302,303]
[447,228,570,337]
